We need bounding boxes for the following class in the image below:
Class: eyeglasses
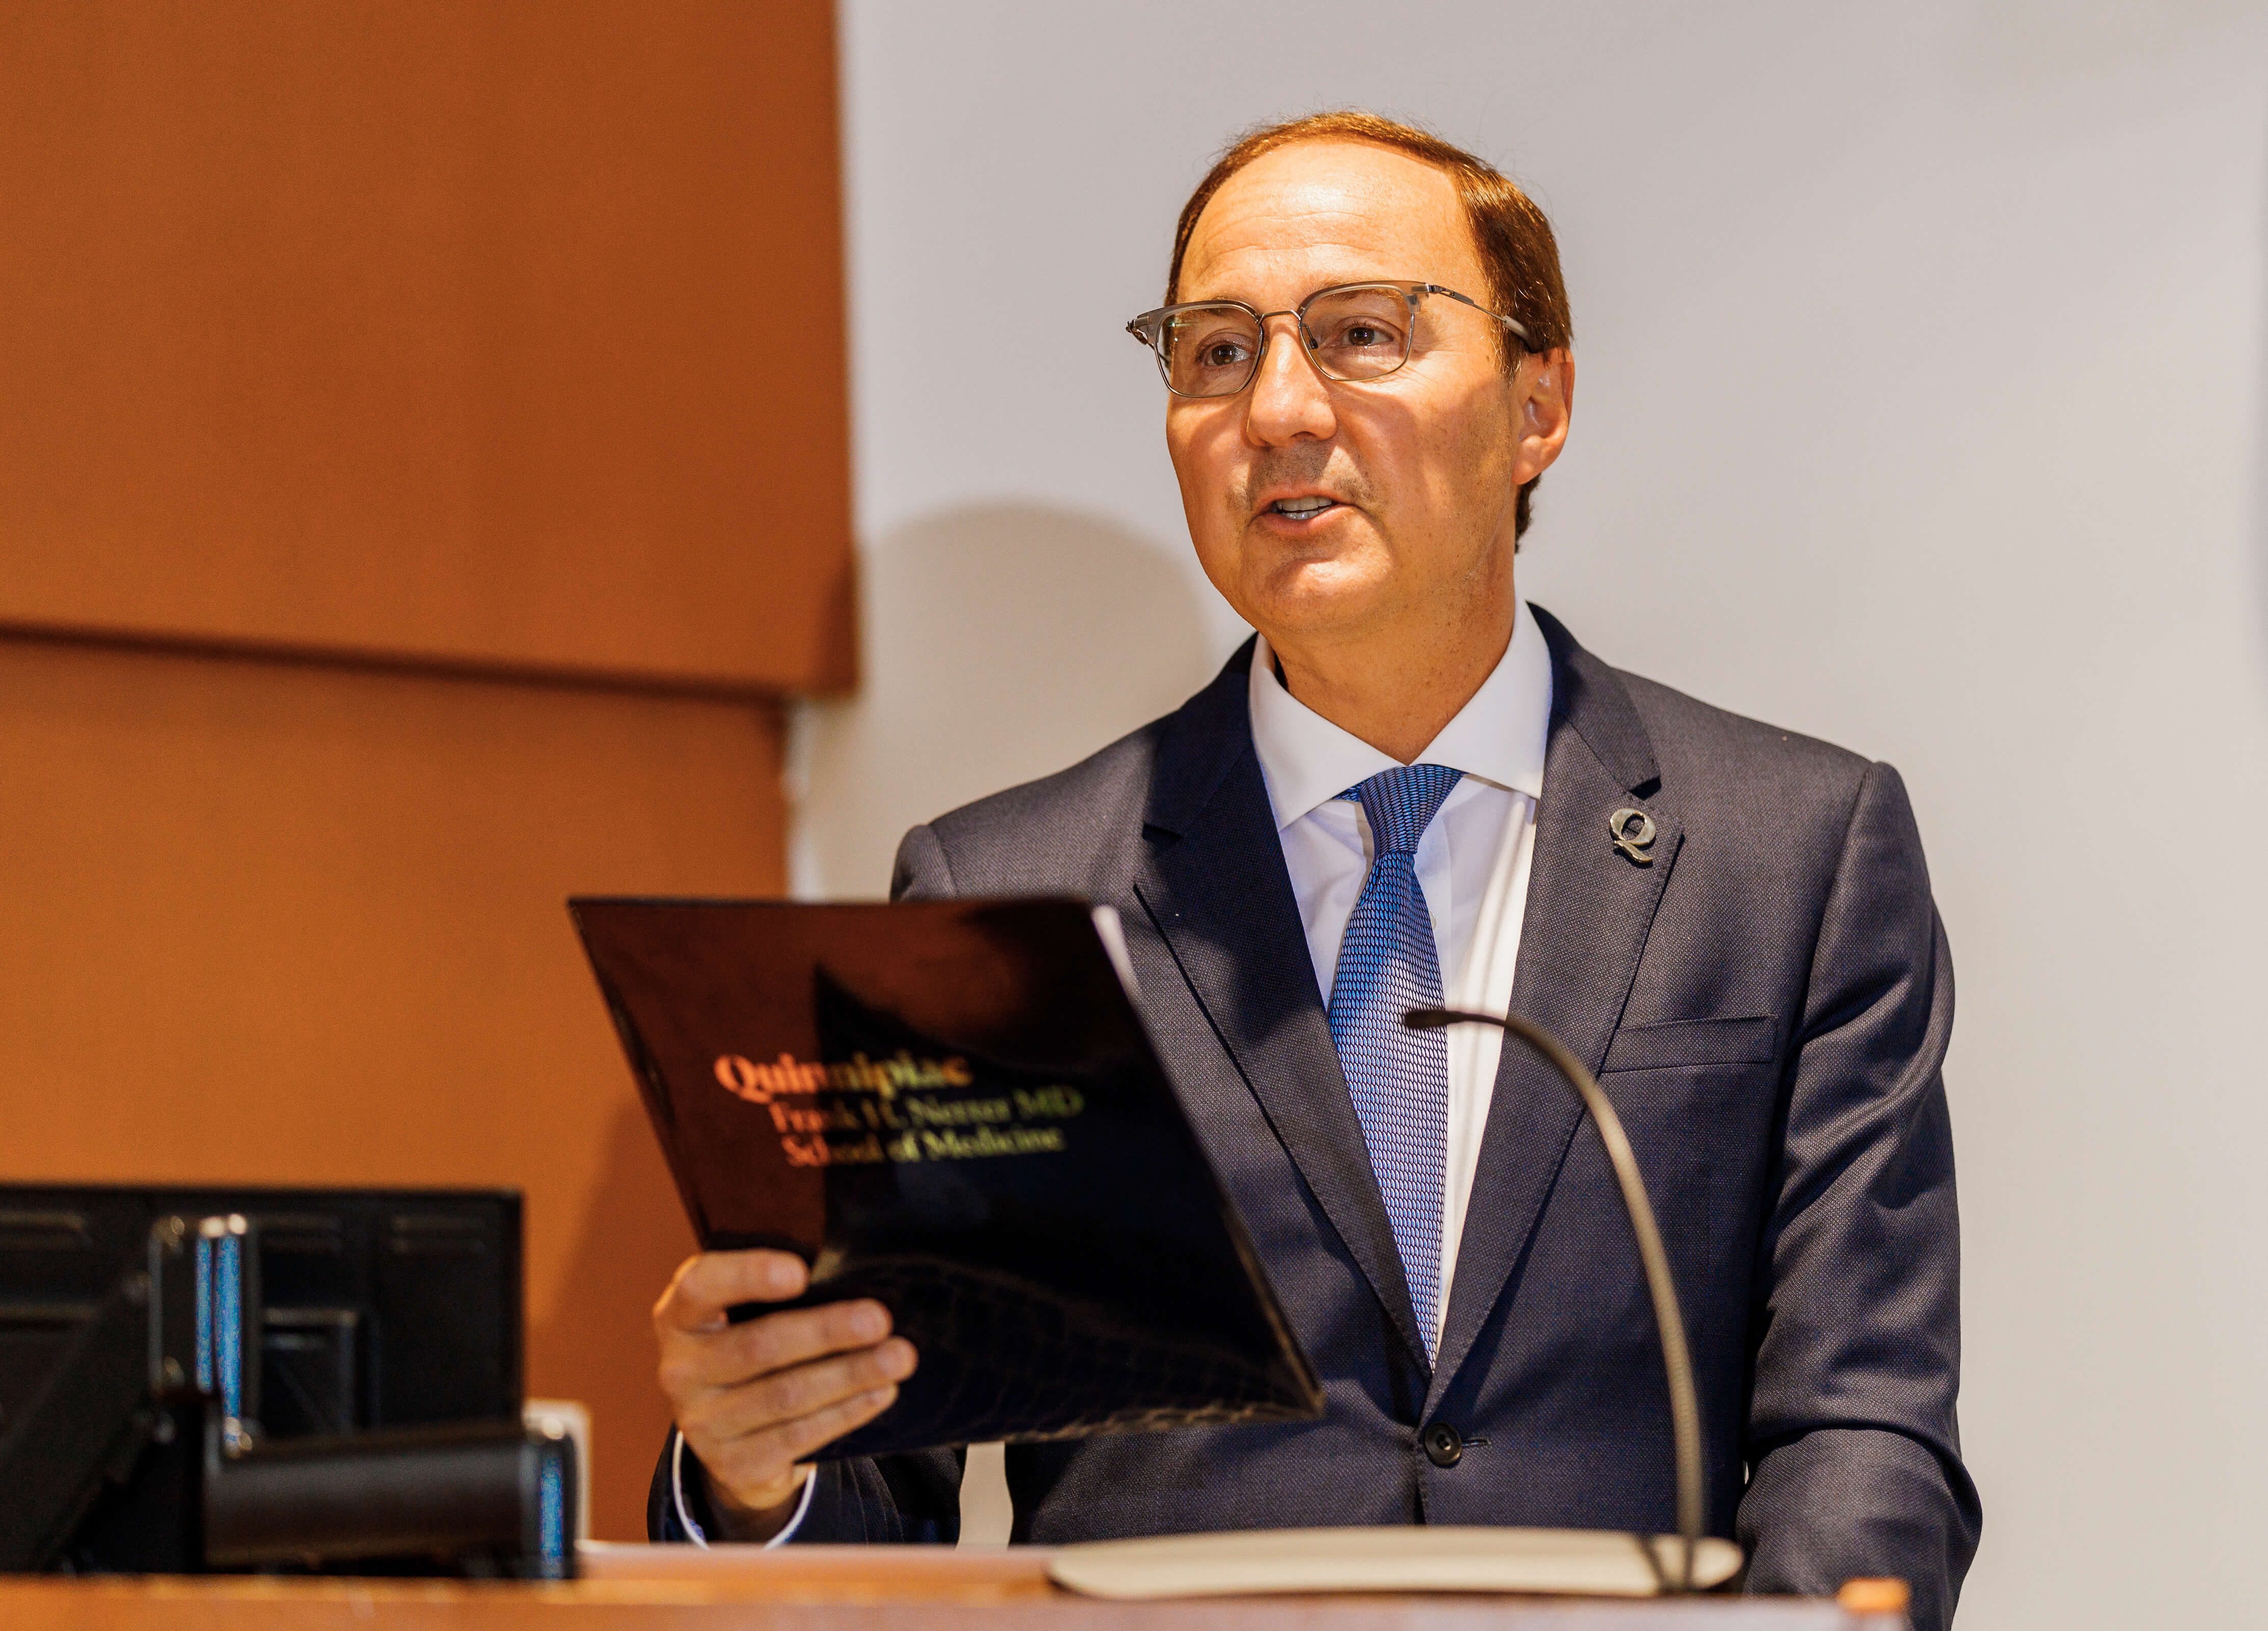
[1125,281,1531,399]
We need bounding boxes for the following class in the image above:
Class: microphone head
[1402,1008,1454,1030]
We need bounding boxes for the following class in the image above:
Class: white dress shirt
[1247,597,1554,1347]
[684,597,1554,1541]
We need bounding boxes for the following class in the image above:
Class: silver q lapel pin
[1608,807,1657,864]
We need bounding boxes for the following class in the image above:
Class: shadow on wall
[793,503,1221,897]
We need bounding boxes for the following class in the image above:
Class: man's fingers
[681,1337,917,1443]
[677,1334,915,1513]
[712,1299,893,1385]
[704,1385,902,1501]
[653,1250,809,1332]
[657,1299,895,1403]
[767,1384,901,1464]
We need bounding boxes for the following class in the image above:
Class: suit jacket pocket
[1600,1013,1777,1074]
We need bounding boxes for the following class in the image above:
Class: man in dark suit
[648,111,1980,1627]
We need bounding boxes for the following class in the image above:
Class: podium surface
[0,1545,1872,1629]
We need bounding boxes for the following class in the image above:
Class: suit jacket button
[1423,1423,1463,1468]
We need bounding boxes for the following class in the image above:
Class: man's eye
[1202,340,1250,367]
[1323,319,1400,351]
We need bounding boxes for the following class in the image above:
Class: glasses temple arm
[1418,284,1533,349]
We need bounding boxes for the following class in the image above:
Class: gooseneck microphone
[1403,1007,1704,1593]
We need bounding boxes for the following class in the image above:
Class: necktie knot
[1341,764,1463,856]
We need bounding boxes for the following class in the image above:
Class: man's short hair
[1167,111,1573,541]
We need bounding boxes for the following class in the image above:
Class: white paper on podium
[1049,1525,1743,1599]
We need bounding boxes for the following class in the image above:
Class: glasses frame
[1124,281,1533,399]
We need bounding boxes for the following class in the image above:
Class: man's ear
[1512,347,1574,485]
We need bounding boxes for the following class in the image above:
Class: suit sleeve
[647,822,969,1546]
[1737,762,1982,1629]
[890,821,957,902]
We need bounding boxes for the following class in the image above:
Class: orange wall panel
[0,635,788,1539]
[0,1,853,693]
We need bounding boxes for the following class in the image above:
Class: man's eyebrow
[1177,260,1401,306]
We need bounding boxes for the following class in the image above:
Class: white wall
[811,4,2268,1621]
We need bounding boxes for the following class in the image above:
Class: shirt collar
[1247,597,1555,832]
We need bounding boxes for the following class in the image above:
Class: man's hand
[653,1250,917,1540]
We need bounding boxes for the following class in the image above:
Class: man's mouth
[1269,496,1338,519]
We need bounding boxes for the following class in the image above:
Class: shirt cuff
[672,1430,817,1548]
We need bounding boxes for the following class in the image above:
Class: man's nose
[1243,314,1337,446]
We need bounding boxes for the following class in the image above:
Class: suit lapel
[1428,609,1683,1405]
[1132,644,1429,1372]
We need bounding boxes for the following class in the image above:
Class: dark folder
[569,896,1324,1459]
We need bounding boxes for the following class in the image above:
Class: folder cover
[569,897,1324,1459]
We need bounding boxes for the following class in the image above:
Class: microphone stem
[1415,1009,1703,1592]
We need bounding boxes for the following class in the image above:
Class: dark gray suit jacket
[654,608,1980,1628]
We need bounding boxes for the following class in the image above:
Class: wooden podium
[0,1545,1888,1629]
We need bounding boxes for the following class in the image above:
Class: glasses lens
[1303,285,1414,381]
[1160,305,1263,397]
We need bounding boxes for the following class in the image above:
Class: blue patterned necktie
[1326,762,1463,1360]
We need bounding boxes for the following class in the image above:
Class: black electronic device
[0,1185,572,1578]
